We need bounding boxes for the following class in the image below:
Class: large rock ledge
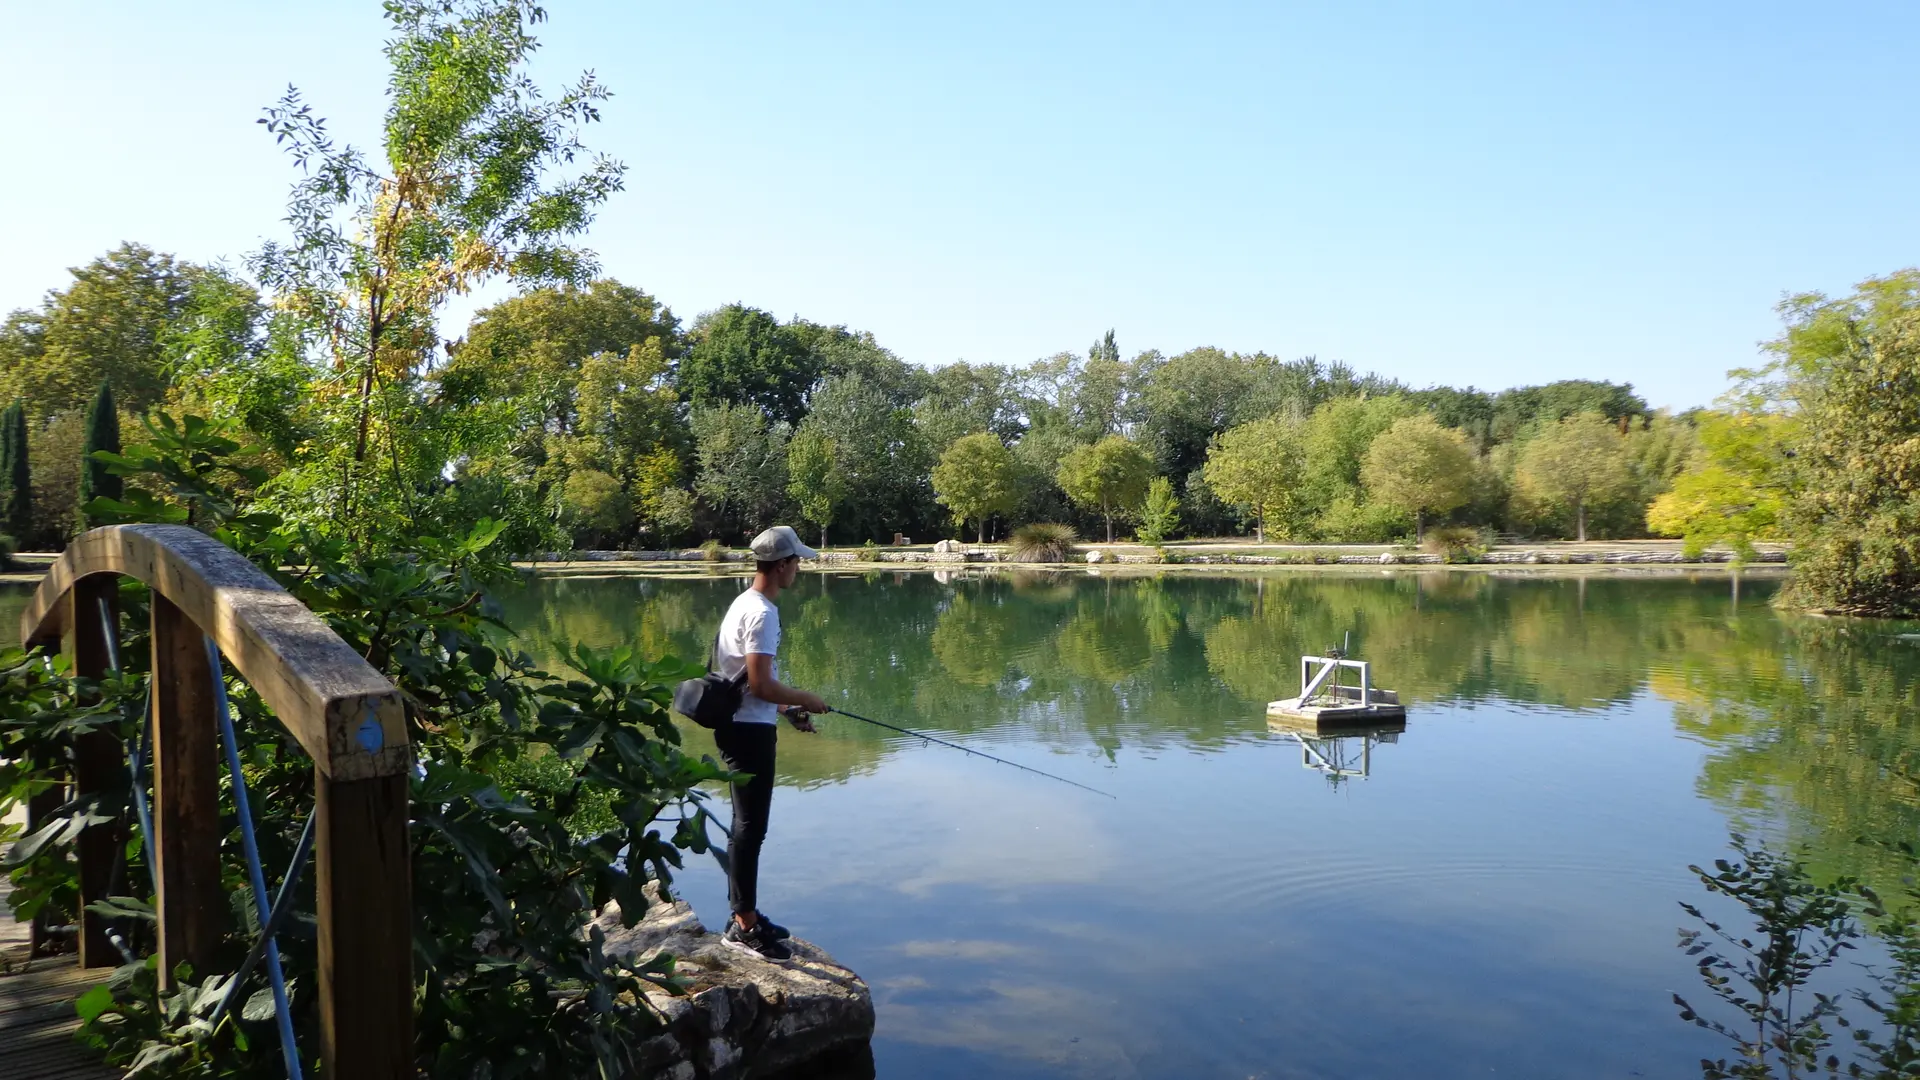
[593,889,875,1079]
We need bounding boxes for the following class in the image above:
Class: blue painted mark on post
[356,705,384,754]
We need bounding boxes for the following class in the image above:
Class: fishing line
[816,706,1117,800]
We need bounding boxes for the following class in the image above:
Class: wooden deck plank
[1,836,117,1080]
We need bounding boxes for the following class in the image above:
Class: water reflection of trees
[503,571,1771,765]
[498,571,1920,899]
[1200,573,1726,710]
[1659,619,1920,898]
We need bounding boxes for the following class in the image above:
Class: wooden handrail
[18,524,412,1079]
[20,524,407,781]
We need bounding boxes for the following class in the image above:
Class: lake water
[18,568,1910,1079]
[496,568,1920,1080]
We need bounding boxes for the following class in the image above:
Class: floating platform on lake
[1266,700,1406,734]
[1266,654,1407,729]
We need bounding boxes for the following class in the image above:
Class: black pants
[715,721,777,917]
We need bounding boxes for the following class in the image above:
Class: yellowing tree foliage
[1646,411,1790,560]
[1203,417,1306,543]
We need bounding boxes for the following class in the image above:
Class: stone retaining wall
[530,547,1787,569]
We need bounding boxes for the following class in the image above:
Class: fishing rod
[796,705,1117,800]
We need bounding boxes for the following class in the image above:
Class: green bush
[1009,522,1077,563]
[1316,492,1409,543]
[699,538,726,562]
[0,532,17,570]
[859,539,880,562]
[1136,477,1180,544]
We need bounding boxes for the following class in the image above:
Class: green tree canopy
[1360,414,1477,542]
[1069,329,1131,441]
[690,403,790,539]
[1511,411,1634,541]
[1134,347,1265,482]
[0,243,204,415]
[571,342,683,476]
[785,424,846,548]
[1202,416,1306,543]
[932,432,1020,543]
[1057,434,1153,543]
[1303,395,1416,507]
[557,467,631,548]
[915,361,1027,451]
[677,305,819,426]
[1763,271,1920,615]
[785,320,926,408]
[442,281,682,550]
[802,374,935,541]
[445,280,679,429]
[1489,379,1648,444]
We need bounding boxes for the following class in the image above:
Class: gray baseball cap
[750,525,820,562]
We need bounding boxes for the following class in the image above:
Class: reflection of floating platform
[1266,654,1407,728]
[1267,714,1403,781]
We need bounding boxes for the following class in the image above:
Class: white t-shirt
[715,587,781,725]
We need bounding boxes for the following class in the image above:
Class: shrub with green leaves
[1674,834,1920,1079]
[3,415,738,1078]
[1136,476,1180,545]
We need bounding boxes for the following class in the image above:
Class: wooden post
[69,576,124,968]
[316,771,412,1079]
[149,594,222,986]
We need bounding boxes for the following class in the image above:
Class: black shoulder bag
[673,634,747,730]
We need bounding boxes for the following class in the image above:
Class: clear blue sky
[3,1,1916,410]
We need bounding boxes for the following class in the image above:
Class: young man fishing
[713,525,830,962]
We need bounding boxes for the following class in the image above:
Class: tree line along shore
[1,247,1912,611]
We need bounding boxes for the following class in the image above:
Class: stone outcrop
[593,888,874,1080]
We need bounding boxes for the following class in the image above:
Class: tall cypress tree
[2,402,30,544]
[78,380,121,531]
[0,404,16,541]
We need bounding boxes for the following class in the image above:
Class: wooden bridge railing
[20,524,412,1078]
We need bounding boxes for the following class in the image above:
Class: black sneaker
[755,911,792,940]
[722,917,792,962]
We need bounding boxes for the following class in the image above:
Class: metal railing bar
[208,806,317,1034]
[98,597,157,898]
[206,636,305,1080]
[129,690,154,896]
[98,597,158,912]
